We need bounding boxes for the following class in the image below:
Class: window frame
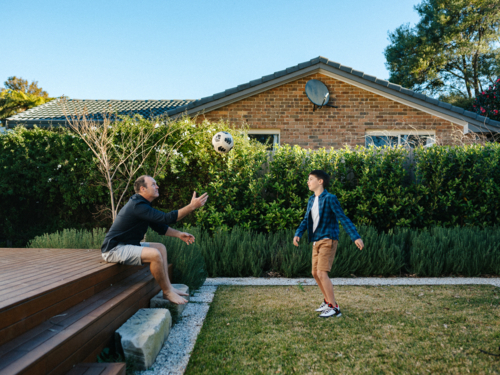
[365,130,436,148]
[246,129,280,150]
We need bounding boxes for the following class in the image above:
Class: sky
[1,0,421,100]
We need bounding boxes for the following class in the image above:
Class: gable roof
[165,56,500,133]
[6,56,500,133]
[5,99,194,127]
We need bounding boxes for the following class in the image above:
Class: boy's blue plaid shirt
[295,190,360,243]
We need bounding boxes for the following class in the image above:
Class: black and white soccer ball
[212,131,234,154]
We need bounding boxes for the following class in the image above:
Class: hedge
[2,118,500,247]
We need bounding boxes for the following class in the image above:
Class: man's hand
[293,236,301,247]
[177,192,209,221]
[178,232,195,245]
[190,192,208,209]
[355,238,364,250]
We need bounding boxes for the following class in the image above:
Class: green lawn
[186,285,500,374]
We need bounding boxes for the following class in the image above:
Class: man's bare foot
[174,288,189,296]
[163,290,187,305]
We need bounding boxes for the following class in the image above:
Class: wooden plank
[100,364,126,375]
[49,283,159,375]
[0,250,103,279]
[0,253,99,279]
[0,250,101,271]
[0,265,141,345]
[0,262,114,305]
[0,256,106,289]
[0,264,133,317]
[0,258,109,293]
[0,270,149,358]
[66,363,125,375]
[1,270,157,375]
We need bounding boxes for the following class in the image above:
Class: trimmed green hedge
[2,118,500,247]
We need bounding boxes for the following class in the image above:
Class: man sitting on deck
[101,175,208,305]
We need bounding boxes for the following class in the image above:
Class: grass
[186,285,500,374]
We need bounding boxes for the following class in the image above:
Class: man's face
[307,174,323,191]
[141,176,160,200]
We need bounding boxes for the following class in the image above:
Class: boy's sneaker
[319,304,342,318]
[315,300,329,312]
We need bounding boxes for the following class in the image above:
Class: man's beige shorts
[102,242,151,266]
[312,239,338,272]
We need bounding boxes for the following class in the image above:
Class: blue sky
[1,0,421,100]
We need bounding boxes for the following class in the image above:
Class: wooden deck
[0,248,161,375]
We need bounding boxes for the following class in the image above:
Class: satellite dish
[305,79,338,111]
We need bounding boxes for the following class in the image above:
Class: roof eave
[167,60,500,133]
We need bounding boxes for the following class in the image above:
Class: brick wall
[197,73,462,149]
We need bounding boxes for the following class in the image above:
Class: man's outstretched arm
[165,227,195,245]
[176,192,209,221]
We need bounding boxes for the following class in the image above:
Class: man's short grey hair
[134,175,152,193]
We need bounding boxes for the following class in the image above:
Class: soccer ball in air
[212,131,234,154]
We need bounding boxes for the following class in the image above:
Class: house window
[365,130,435,148]
[247,129,280,150]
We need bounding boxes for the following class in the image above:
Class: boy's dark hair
[309,170,330,188]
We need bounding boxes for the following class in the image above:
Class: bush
[4,119,500,247]
[146,228,208,290]
[27,227,107,249]
[472,77,500,121]
[27,225,500,278]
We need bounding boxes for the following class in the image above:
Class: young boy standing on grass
[294,170,364,318]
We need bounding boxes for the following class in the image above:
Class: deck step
[0,266,160,375]
[66,363,126,375]
[0,248,144,346]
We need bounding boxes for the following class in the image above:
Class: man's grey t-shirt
[101,194,178,253]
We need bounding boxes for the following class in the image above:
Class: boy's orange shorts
[312,239,338,272]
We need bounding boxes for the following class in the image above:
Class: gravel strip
[205,277,500,287]
[138,277,500,374]
[137,286,216,375]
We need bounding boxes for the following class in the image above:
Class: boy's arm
[294,212,308,238]
[329,195,361,242]
[293,203,310,246]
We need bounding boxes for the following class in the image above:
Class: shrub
[27,227,107,249]
[27,225,500,278]
[146,228,207,290]
[472,77,500,121]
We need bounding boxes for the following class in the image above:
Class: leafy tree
[0,90,54,123]
[2,76,50,98]
[385,0,500,99]
[438,92,475,109]
[0,77,54,124]
[472,76,500,120]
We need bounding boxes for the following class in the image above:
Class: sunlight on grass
[186,285,500,374]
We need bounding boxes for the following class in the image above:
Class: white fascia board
[365,130,436,136]
[182,66,322,117]
[317,68,468,129]
[246,129,281,134]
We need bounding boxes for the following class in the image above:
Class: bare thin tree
[60,100,200,221]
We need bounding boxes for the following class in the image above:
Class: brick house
[7,56,500,149]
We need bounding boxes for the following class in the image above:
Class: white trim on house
[365,129,436,148]
[245,129,280,149]
[365,130,436,136]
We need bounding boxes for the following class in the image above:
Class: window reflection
[365,134,435,148]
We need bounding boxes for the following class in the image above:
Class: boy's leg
[316,239,338,306]
[317,270,336,306]
[312,242,329,304]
